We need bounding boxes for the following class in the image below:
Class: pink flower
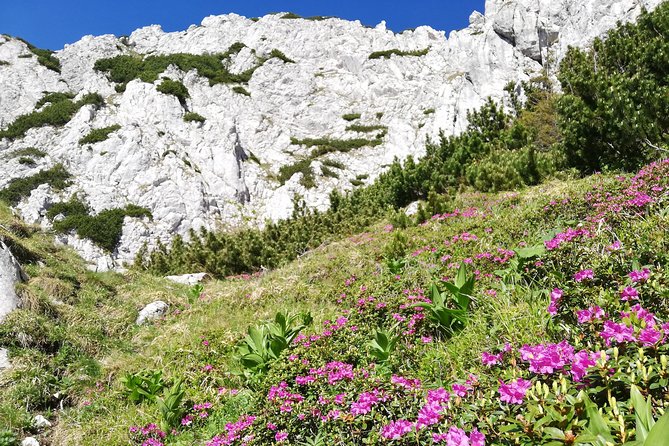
[573,269,594,282]
[498,378,532,404]
[577,306,605,324]
[481,352,502,366]
[620,286,639,301]
[629,268,651,283]
[416,401,443,429]
[607,241,622,251]
[274,431,288,442]
[451,383,469,397]
[570,350,599,382]
[547,288,563,316]
[600,321,637,345]
[638,327,664,346]
[380,420,414,440]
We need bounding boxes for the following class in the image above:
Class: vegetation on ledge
[0,93,104,141]
[369,47,430,60]
[79,124,122,145]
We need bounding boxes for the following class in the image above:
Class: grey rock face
[136,301,169,325]
[0,240,24,322]
[0,239,26,371]
[0,0,661,268]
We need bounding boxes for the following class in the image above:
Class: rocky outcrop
[0,0,661,269]
[136,301,169,325]
[0,239,24,322]
[0,239,25,370]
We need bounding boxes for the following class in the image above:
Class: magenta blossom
[481,352,502,366]
[600,321,637,345]
[573,269,594,282]
[629,268,651,283]
[547,288,563,316]
[577,306,605,324]
[498,378,532,405]
[620,286,639,301]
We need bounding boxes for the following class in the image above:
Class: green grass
[291,136,383,157]
[48,198,152,252]
[156,79,190,107]
[0,164,71,205]
[346,124,388,133]
[0,93,104,141]
[17,157,35,166]
[277,159,314,187]
[342,113,361,122]
[4,148,47,159]
[269,49,294,64]
[368,47,429,59]
[16,37,61,72]
[183,112,206,123]
[79,125,121,145]
[6,166,665,446]
[232,86,251,97]
[94,43,260,90]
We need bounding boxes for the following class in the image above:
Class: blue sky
[0,1,485,50]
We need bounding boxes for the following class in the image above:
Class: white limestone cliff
[0,0,661,270]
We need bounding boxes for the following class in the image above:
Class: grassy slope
[1,163,668,445]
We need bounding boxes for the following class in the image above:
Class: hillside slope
[1,158,668,445]
[0,0,661,270]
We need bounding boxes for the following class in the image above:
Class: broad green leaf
[543,427,566,440]
[645,409,669,446]
[630,385,655,441]
[455,263,468,289]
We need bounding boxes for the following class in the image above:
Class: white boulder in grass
[33,414,52,430]
[136,300,169,325]
[164,272,209,285]
[21,438,40,446]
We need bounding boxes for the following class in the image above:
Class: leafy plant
[367,328,398,363]
[157,379,185,431]
[0,430,18,446]
[413,264,474,335]
[235,311,312,380]
[156,78,189,107]
[121,370,167,404]
[186,283,204,304]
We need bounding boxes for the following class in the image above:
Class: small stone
[136,301,169,325]
[33,414,52,430]
[164,273,209,286]
[21,438,40,446]
[0,348,10,370]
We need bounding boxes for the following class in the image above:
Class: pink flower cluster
[267,382,304,412]
[206,415,256,446]
[498,378,532,404]
[573,269,594,282]
[577,306,605,324]
[544,228,591,250]
[599,305,667,347]
[547,288,563,316]
[433,427,485,445]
